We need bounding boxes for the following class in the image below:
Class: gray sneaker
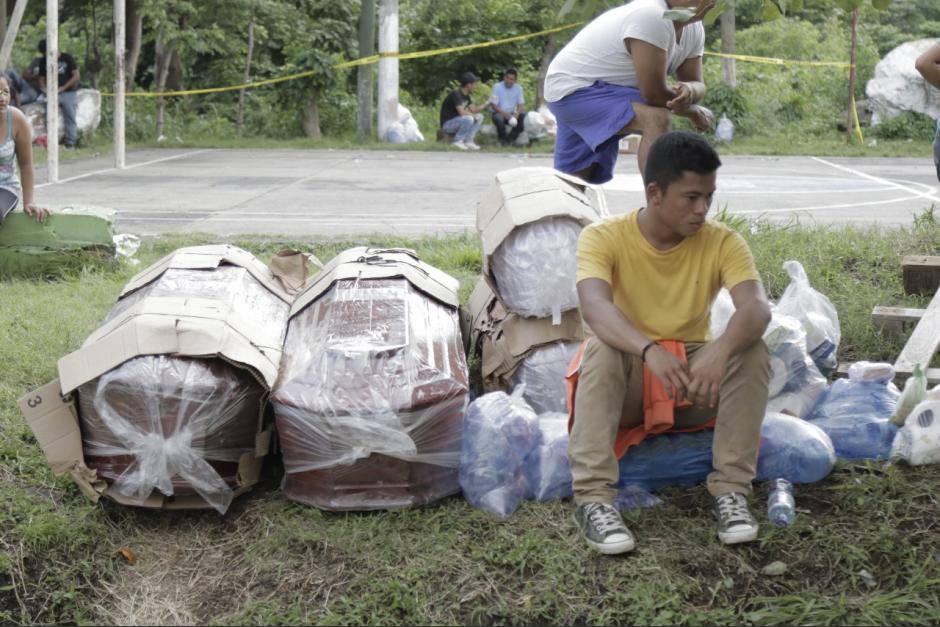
[713,492,759,545]
[574,502,636,554]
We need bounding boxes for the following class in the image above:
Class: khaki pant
[569,338,770,505]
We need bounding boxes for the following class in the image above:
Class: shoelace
[587,504,626,534]
[716,493,752,523]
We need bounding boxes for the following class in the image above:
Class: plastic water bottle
[767,478,795,527]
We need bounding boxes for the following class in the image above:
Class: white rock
[865,39,940,124]
[22,88,101,140]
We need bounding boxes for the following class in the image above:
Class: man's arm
[672,56,706,109]
[915,43,940,89]
[456,101,486,115]
[625,38,678,107]
[578,277,692,397]
[685,280,771,407]
[61,66,80,92]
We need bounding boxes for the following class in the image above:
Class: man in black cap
[439,71,488,150]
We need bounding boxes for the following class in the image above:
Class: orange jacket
[565,338,715,458]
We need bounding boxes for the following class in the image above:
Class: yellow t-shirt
[576,210,760,342]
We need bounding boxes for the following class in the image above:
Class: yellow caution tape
[703,51,853,68]
[851,94,865,143]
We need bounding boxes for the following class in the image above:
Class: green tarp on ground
[0,209,116,278]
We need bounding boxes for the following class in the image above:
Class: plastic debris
[523,412,573,501]
[890,364,927,426]
[756,412,836,484]
[716,114,735,143]
[775,260,841,375]
[807,377,900,460]
[508,341,580,414]
[766,478,796,527]
[763,313,828,419]
[891,399,940,465]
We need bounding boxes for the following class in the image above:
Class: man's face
[649,170,717,237]
[504,73,517,87]
[466,81,477,93]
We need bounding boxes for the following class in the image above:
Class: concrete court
[34,147,940,238]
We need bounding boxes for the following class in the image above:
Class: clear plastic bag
[890,364,927,426]
[616,431,715,494]
[807,377,900,460]
[891,399,940,465]
[490,217,583,322]
[273,278,469,510]
[459,389,540,517]
[78,356,263,514]
[755,412,836,484]
[508,341,580,414]
[763,313,829,418]
[775,260,841,375]
[709,287,735,338]
[522,412,573,502]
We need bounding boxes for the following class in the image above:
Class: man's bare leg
[617,102,671,178]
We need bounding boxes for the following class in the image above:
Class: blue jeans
[58,90,78,146]
[442,114,481,143]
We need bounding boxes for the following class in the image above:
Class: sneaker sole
[718,527,758,545]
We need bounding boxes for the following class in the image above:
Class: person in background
[440,72,488,151]
[0,75,48,225]
[914,41,940,181]
[490,68,526,146]
[545,0,717,184]
[26,39,81,149]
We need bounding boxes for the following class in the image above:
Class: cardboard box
[475,167,608,303]
[469,278,586,390]
[20,244,292,511]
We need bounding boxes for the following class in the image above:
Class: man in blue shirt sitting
[490,68,526,146]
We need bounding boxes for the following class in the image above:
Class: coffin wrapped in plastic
[273,248,469,510]
[477,167,607,320]
[55,245,293,512]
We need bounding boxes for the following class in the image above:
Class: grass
[1,216,940,624]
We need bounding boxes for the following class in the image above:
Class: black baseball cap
[459,72,480,86]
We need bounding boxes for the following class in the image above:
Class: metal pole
[376,0,398,142]
[45,0,58,183]
[114,0,125,168]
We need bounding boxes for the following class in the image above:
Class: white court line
[811,156,940,203]
[117,211,475,218]
[735,194,925,215]
[36,149,212,188]
[121,217,475,225]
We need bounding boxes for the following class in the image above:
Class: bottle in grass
[767,478,795,528]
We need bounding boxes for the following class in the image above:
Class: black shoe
[713,492,759,545]
[573,502,636,554]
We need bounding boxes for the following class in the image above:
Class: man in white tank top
[545,0,716,184]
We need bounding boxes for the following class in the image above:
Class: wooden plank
[871,305,925,334]
[894,286,940,377]
[836,362,940,386]
[903,255,940,296]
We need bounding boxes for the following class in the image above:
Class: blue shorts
[548,81,645,184]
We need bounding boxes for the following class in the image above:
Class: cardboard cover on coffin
[475,167,608,296]
[468,278,586,391]
[20,245,291,511]
[273,247,470,511]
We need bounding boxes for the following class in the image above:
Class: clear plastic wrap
[755,412,836,484]
[508,341,580,414]
[459,389,540,517]
[807,377,900,460]
[891,399,940,465]
[775,260,841,375]
[709,288,735,338]
[273,278,469,511]
[763,313,829,418]
[490,217,583,321]
[616,431,715,494]
[522,412,573,502]
[78,356,263,514]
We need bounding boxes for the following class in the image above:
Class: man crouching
[569,131,771,554]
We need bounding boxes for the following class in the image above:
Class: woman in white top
[0,74,48,224]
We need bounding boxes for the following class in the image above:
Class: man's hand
[666,82,694,113]
[684,105,714,132]
[645,345,691,400]
[686,340,730,408]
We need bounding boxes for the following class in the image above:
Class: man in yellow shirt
[572,131,771,554]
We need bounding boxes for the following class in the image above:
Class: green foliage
[869,111,936,140]
[703,83,751,126]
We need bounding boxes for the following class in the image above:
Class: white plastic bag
[716,115,735,143]
[891,399,940,465]
[775,260,841,374]
[763,313,828,418]
[508,341,580,413]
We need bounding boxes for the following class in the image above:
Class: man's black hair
[37,39,46,54]
[644,131,721,192]
[504,68,517,77]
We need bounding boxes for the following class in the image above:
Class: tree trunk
[167,49,183,90]
[237,14,255,136]
[125,0,142,89]
[846,8,858,141]
[720,8,736,87]
[535,33,558,109]
[84,0,102,88]
[154,30,175,139]
[302,92,322,139]
[356,0,376,142]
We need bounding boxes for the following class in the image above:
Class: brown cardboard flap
[269,250,323,295]
[291,247,460,317]
[58,296,283,393]
[120,244,294,304]
[18,379,84,474]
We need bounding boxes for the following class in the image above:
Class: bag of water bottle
[775,261,841,375]
[715,114,735,143]
[806,372,900,461]
[459,389,540,517]
[616,431,715,494]
[891,398,940,466]
[763,313,828,418]
[523,412,573,501]
[756,412,836,484]
[508,341,580,414]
